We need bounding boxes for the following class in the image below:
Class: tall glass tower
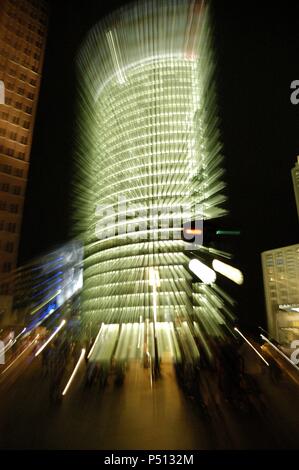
[74,0,231,343]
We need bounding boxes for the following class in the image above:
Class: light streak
[184,228,202,235]
[234,327,269,366]
[212,259,244,285]
[261,334,299,371]
[87,323,104,359]
[35,320,66,357]
[106,30,126,85]
[30,289,62,316]
[137,315,142,349]
[3,328,27,354]
[1,336,39,376]
[189,258,216,284]
[149,267,160,288]
[62,348,86,396]
[2,339,13,353]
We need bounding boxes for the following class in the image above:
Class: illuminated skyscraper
[261,244,299,344]
[261,156,299,344]
[74,0,232,342]
[292,156,299,221]
[0,0,48,319]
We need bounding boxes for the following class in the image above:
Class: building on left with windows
[0,0,49,324]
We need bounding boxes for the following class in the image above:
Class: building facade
[74,0,233,346]
[261,157,299,345]
[0,0,48,278]
[0,0,48,319]
[291,156,299,220]
[261,244,299,344]
[13,240,83,330]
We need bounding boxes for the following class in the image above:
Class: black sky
[19,0,299,330]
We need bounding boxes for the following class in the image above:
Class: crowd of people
[37,326,284,410]
[41,334,77,402]
[175,336,275,416]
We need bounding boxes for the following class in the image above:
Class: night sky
[19,0,299,331]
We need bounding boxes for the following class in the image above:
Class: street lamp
[149,267,160,378]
